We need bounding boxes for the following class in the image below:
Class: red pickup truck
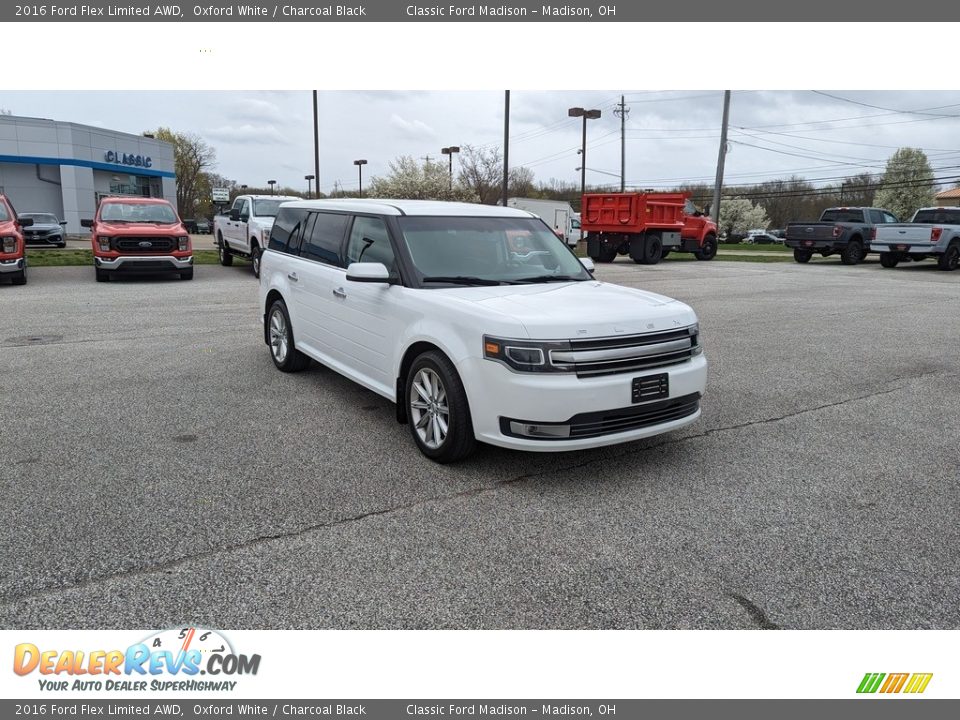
[0,194,31,286]
[82,197,193,282]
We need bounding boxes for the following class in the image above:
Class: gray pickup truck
[785,207,899,265]
[871,207,960,271]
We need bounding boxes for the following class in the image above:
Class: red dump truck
[581,192,718,264]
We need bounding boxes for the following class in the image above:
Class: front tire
[406,351,476,463]
[267,299,310,372]
[218,237,233,266]
[841,240,864,265]
[95,268,110,282]
[251,243,262,278]
[879,252,900,269]
[937,243,959,271]
[11,268,26,285]
[180,269,194,280]
[695,234,718,261]
[793,248,813,264]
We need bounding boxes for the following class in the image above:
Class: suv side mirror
[80,219,93,228]
[19,218,34,227]
[346,262,391,283]
[60,220,68,226]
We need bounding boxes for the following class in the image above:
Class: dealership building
[0,114,177,234]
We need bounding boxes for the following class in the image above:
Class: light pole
[305,174,315,198]
[268,180,277,195]
[568,107,601,241]
[441,146,460,192]
[353,159,367,197]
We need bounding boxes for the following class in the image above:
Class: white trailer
[507,198,579,247]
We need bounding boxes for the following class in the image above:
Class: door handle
[333,287,346,299]
[287,272,299,282]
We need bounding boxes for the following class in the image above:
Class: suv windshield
[821,209,865,223]
[21,213,58,224]
[913,209,960,224]
[252,199,286,217]
[397,216,591,285]
[100,202,177,224]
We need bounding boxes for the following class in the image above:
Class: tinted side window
[869,210,884,224]
[883,212,898,224]
[302,212,349,266]
[268,208,304,253]
[346,216,396,276]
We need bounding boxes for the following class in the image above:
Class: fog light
[509,421,570,438]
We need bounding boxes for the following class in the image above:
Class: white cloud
[388,114,436,140]
[204,124,289,144]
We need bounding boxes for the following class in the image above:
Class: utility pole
[711,90,731,225]
[502,90,510,206]
[421,155,433,164]
[312,90,320,198]
[613,94,630,192]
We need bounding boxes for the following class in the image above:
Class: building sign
[211,187,230,203]
[104,150,152,168]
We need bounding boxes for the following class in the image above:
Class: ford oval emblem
[805,227,813,233]
[138,241,152,247]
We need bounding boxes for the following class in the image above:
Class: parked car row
[784,206,960,270]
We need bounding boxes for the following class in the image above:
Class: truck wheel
[218,240,233,266]
[661,249,671,259]
[180,269,194,281]
[938,243,959,271]
[879,252,900,269]
[251,243,262,278]
[11,268,26,285]
[592,245,617,263]
[634,234,662,265]
[841,240,863,265]
[95,268,110,282]
[793,249,813,264]
[268,299,311,372]
[405,350,476,464]
[695,235,718,261]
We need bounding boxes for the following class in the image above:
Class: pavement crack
[726,592,780,629]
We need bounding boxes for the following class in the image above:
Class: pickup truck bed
[784,207,897,266]
[871,207,960,271]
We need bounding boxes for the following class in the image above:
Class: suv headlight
[1,236,16,253]
[483,336,569,373]
[177,235,189,251]
[97,236,111,252]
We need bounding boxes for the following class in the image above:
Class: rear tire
[879,252,900,269]
[841,240,863,265]
[405,350,476,463]
[251,243,262,278]
[695,234,718,261]
[267,299,310,372]
[593,244,617,263]
[793,248,813,263]
[937,243,959,271]
[635,234,662,265]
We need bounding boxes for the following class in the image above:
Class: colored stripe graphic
[903,673,933,694]
[857,673,885,693]
[880,673,909,693]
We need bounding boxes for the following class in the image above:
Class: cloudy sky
[6,90,960,195]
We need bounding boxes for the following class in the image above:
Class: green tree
[152,127,217,219]
[874,148,935,221]
[369,156,476,201]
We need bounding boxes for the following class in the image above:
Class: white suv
[259,200,707,463]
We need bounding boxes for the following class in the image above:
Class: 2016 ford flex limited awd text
[259,200,707,463]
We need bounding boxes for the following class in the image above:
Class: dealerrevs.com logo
[13,627,261,692]
[857,673,933,694]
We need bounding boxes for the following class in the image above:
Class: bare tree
[151,128,217,218]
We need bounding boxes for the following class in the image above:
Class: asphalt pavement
[0,259,957,629]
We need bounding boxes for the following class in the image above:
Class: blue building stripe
[0,154,176,179]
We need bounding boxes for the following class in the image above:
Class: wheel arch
[395,341,450,424]
[263,289,286,345]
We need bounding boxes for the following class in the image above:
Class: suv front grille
[113,237,175,253]
[550,327,699,377]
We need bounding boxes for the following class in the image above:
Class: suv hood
[440,281,696,339]
[24,222,62,232]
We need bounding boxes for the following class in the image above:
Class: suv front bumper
[0,257,25,274]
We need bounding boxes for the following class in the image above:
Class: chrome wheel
[269,308,288,363]
[409,368,449,450]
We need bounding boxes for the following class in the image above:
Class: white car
[259,200,707,463]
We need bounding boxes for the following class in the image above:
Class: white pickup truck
[871,207,960,271]
[215,194,299,277]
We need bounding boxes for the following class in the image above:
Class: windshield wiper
[420,275,504,286]
[512,274,585,284]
